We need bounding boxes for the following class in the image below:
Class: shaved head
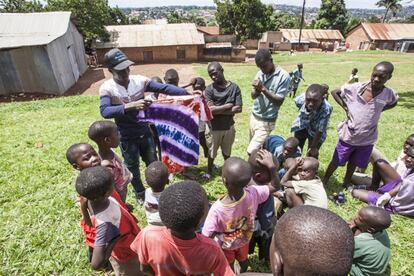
[222,157,252,188]
[360,206,391,232]
[285,137,300,148]
[272,206,354,276]
[208,61,223,72]
[374,61,394,75]
[302,157,319,171]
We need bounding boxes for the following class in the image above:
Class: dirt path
[66,63,198,96]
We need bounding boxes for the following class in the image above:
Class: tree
[345,17,362,35]
[109,6,128,25]
[47,0,111,45]
[314,0,349,35]
[0,0,44,12]
[214,0,274,41]
[166,11,206,26]
[366,16,381,23]
[376,0,403,22]
[270,12,301,30]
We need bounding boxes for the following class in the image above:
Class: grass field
[1,51,414,275]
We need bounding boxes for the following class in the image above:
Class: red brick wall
[346,26,370,50]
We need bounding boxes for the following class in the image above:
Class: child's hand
[252,80,263,92]
[376,193,391,207]
[126,99,152,110]
[256,149,279,170]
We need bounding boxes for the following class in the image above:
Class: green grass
[1,51,414,275]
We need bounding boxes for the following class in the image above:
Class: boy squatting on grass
[143,161,169,226]
[88,120,132,203]
[66,143,130,264]
[130,181,234,276]
[323,61,399,188]
[202,150,281,273]
[75,166,142,275]
[241,205,354,276]
[348,206,391,276]
[291,84,333,159]
[275,157,328,209]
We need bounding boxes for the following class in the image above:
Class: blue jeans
[120,128,157,194]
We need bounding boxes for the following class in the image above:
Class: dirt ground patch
[67,63,199,96]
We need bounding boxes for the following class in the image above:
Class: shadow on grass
[397,90,414,110]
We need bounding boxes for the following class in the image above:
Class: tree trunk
[382,7,390,23]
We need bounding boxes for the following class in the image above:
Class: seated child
[75,166,141,274]
[88,120,133,202]
[130,181,234,275]
[348,206,391,276]
[143,161,169,226]
[352,146,414,218]
[348,68,359,84]
[202,151,280,273]
[263,135,301,177]
[291,84,333,159]
[66,143,127,262]
[278,157,328,209]
[271,205,354,275]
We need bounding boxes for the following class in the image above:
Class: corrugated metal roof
[280,29,344,43]
[361,23,414,41]
[197,26,220,36]
[0,12,71,49]
[96,23,205,48]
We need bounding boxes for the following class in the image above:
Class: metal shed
[280,29,344,51]
[0,12,87,96]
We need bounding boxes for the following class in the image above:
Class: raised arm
[256,149,281,193]
[146,80,188,96]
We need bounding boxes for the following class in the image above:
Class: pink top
[202,185,269,250]
[130,225,234,276]
[338,82,398,146]
[103,150,132,189]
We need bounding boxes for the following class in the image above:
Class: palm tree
[376,0,403,23]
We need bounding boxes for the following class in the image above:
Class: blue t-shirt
[264,135,301,167]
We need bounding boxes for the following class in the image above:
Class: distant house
[346,23,414,52]
[203,42,246,62]
[280,29,344,51]
[95,23,205,63]
[197,26,220,36]
[0,12,87,96]
[258,31,286,51]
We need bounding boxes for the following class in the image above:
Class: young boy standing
[205,62,242,177]
[130,181,234,276]
[202,153,280,273]
[323,62,398,188]
[348,206,391,276]
[289,63,304,98]
[291,84,333,159]
[99,48,188,205]
[248,49,290,155]
[76,166,141,275]
[348,68,359,84]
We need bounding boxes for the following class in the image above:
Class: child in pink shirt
[130,181,234,276]
[202,151,280,273]
[89,120,133,202]
[323,62,398,188]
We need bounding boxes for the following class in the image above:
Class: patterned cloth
[138,95,212,173]
[291,93,333,143]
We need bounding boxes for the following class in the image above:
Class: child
[205,62,243,178]
[164,68,197,89]
[348,206,391,276]
[263,135,301,172]
[130,181,234,275]
[321,83,329,100]
[88,120,132,202]
[289,63,304,98]
[348,68,359,84]
[66,143,128,265]
[352,146,414,218]
[75,166,141,274]
[143,161,169,226]
[192,77,210,160]
[323,61,398,188]
[270,205,354,275]
[279,157,328,209]
[291,84,333,159]
[202,152,280,273]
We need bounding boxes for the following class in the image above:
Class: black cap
[104,48,134,70]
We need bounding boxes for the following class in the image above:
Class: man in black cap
[99,48,189,205]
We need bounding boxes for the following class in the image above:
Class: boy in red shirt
[76,166,141,275]
[130,181,234,276]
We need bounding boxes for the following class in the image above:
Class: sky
[108,0,399,9]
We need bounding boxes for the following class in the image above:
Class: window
[143,51,153,62]
[177,49,186,60]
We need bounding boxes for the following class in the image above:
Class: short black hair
[362,206,391,232]
[222,157,252,188]
[165,68,179,79]
[194,77,205,87]
[75,166,113,201]
[151,76,163,83]
[66,143,89,164]
[88,120,118,143]
[352,68,358,73]
[255,48,272,63]
[375,61,394,74]
[208,61,223,71]
[145,161,169,192]
[284,137,300,148]
[306,84,325,98]
[159,181,206,232]
[274,206,354,276]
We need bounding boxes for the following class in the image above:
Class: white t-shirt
[144,188,163,225]
[99,75,150,104]
[292,177,328,209]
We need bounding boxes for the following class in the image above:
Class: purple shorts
[367,177,402,213]
[332,140,374,168]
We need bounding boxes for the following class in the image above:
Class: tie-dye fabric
[138,95,212,173]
